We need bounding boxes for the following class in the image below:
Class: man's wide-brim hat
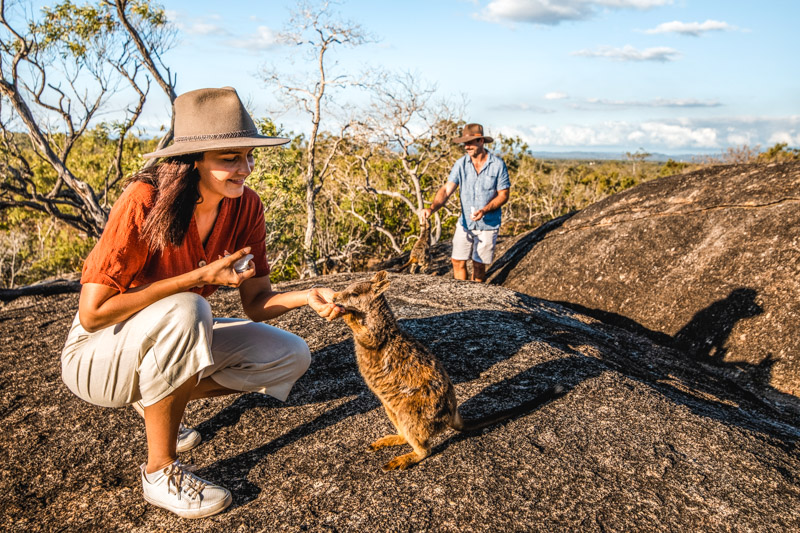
[143,87,289,159]
[453,123,493,144]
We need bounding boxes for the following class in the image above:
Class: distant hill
[531,150,703,162]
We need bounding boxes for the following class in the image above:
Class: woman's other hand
[201,247,257,288]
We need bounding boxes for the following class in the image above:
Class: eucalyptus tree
[354,71,462,247]
[0,0,175,237]
[260,0,371,278]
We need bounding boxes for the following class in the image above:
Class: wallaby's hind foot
[382,434,430,470]
[369,434,407,451]
[382,450,428,471]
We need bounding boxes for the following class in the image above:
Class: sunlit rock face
[491,161,800,400]
[2,273,799,530]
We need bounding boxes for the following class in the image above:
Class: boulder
[2,274,799,531]
[491,161,800,403]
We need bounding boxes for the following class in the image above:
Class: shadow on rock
[674,288,763,361]
[200,394,377,508]
[487,212,575,286]
[195,294,797,510]
[196,309,605,504]
[548,287,797,441]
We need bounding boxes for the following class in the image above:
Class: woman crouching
[60,87,343,519]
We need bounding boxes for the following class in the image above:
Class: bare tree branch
[260,0,372,278]
[0,0,176,235]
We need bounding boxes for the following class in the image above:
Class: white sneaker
[132,401,202,453]
[176,423,202,453]
[141,461,232,519]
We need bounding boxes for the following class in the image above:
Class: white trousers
[61,292,311,408]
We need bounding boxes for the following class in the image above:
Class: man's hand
[307,287,345,321]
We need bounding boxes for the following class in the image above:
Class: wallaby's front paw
[369,435,406,451]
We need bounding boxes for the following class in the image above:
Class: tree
[352,71,462,248]
[110,0,177,168]
[260,0,370,278]
[625,148,651,176]
[0,0,175,236]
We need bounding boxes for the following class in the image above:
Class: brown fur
[393,217,431,274]
[333,271,564,471]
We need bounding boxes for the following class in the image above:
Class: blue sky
[140,0,798,155]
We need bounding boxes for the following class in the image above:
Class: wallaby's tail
[450,384,565,433]
[390,259,412,273]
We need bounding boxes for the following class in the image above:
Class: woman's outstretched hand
[307,287,345,321]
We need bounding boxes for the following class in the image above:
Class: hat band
[174,128,259,143]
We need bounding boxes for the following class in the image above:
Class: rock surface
[491,161,800,403]
[2,274,799,531]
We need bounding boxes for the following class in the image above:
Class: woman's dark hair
[125,153,203,251]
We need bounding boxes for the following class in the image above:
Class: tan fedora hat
[453,123,494,144]
[143,87,289,159]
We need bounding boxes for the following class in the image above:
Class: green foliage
[758,143,800,162]
[249,119,306,281]
[36,0,168,58]
[0,215,96,287]
[0,125,153,287]
[37,1,116,57]
[659,159,690,177]
[1,122,796,287]
[27,226,96,282]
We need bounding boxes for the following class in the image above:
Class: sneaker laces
[163,461,206,501]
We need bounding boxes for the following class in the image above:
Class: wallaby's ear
[373,279,390,296]
[371,271,391,296]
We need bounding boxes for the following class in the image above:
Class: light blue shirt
[447,151,510,230]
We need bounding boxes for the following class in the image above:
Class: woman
[60,87,343,519]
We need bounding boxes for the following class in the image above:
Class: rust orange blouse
[81,181,270,298]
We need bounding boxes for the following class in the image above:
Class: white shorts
[61,292,311,408]
[451,224,499,264]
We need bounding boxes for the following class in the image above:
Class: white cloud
[186,22,228,36]
[502,116,800,151]
[572,44,680,61]
[491,103,556,113]
[225,26,281,51]
[479,0,671,25]
[644,19,737,36]
[170,14,229,37]
[585,97,721,108]
[545,91,568,100]
[639,121,718,147]
[768,131,800,146]
[727,132,754,146]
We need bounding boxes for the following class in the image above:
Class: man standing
[422,123,510,282]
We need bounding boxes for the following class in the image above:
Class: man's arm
[472,188,510,221]
[421,181,458,219]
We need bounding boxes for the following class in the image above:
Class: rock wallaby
[333,271,564,471]
[394,217,431,274]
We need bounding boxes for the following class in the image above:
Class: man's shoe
[132,401,202,453]
[141,461,232,519]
